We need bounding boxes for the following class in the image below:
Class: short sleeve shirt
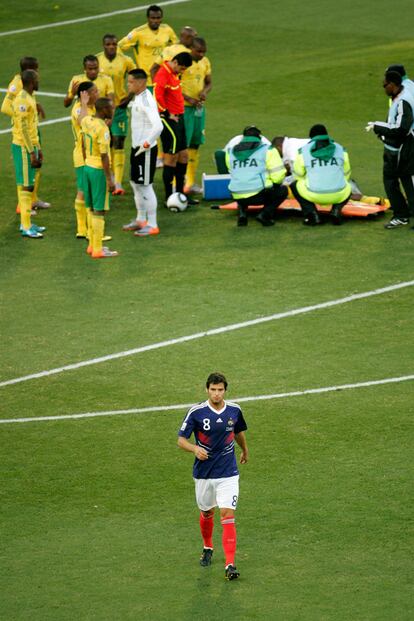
[178,400,247,479]
[81,115,111,169]
[96,51,135,105]
[71,101,96,167]
[67,72,114,100]
[11,89,39,149]
[181,56,211,103]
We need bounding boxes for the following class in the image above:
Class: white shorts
[194,475,239,511]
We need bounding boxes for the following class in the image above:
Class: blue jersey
[178,400,247,479]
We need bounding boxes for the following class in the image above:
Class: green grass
[1,1,413,619]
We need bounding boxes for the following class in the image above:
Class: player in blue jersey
[178,372,249,581]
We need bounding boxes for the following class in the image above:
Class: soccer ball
[166,192,188,212]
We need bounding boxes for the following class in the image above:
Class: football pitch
[0,1,413,619]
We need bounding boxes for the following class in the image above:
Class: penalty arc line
[0,0,190,38]
[1,279,414,389]
[1,374,413,424]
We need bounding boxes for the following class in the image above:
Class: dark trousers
[290,181,350,216]
[383,149,414,219]
[237,184,288,219]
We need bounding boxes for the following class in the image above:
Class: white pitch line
[1,374,413,424]
[0,88,65,97]
[0,115,70,135]
[0,0,190,38]
[1,279,414,389]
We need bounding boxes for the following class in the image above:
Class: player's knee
[202,509,215,518]
[113,136,125,149]
[220,508,235,519]
[178,149,188,164]
[23,185,34,192]
[164,153,178,166]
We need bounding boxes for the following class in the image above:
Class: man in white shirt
[122,68,163,236]
[271,136,309,176]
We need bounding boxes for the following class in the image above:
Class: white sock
[130,182,158,228]
[143,185,158,228]
[130,180,147,222]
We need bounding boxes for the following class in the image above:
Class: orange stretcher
[211,198,390,218]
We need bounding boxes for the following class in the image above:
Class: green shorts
[184,105,206,147]
[111,107,128,137]
[12,143,38,187]
[83,166,109,211]
[75,166,85,193]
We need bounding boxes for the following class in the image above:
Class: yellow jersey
[95,51,135,106]
[71,100,96,168]
[181,56,212,104]
[11,89,39,151]
[118,23,177,85]
[81,115,111,169]
[154,43,190,66]
[67,72,114,100]
[1,73,23,117]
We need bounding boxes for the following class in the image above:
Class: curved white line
[1,279,413,388]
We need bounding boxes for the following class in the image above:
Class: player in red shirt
[153,52,198,205]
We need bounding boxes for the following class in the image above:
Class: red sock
[200,512,214,549]
[221,516,237,566]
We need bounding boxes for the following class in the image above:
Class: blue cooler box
[202,174,232,200]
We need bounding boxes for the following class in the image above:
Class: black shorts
[130,145,158,184]
[160,115,187,154]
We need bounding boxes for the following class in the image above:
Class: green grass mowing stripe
[1,279,413,388]
[1,373,413,424]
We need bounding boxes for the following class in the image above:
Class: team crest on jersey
[104,132,110,141]
[226,417,235,431]
[19,105,26,112]
[10,85,16,92]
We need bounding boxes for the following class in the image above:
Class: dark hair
[309,124,328,138]
[129,68,148,80]
[21,69,38,88]
[243,125,261,137]
[206,373,228,390]
[386,64,406,78]
[384,70,402,86]
[95,97,112,113]
[192,36,206,48]
[172,52,192,67]
[20,56,38,71]
[271,136,285,148]
[103,33,117,42]
[77,81,95,96]
[83,55,98,65]
[147,4,163,16]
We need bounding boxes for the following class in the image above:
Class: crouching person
[291,124,351,225]
[226,125,287,227]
